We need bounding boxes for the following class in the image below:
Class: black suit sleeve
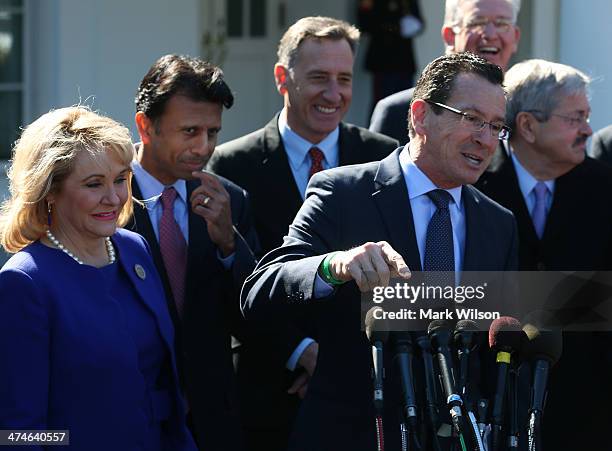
[242,171,340,320]
[223,180,316,364]
[369,94,411,144]
[590,127,612,166]
[228,185,260,286]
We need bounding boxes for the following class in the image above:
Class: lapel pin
[134,264,146,280]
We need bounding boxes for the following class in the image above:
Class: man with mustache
[370,0,521,144]
[129,54,259,451]
[476,59,612,449]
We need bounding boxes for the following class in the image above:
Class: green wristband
[321,252,345,286]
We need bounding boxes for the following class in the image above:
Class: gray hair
[444,0,522,26]
[504,59,591,131]
[277,16,360,70]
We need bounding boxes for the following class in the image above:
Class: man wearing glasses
[241,53,518,451]
[370,0,521,144]
[477,59,612,449]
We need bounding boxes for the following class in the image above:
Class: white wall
[559,0,612,134]
[29,0,202,138]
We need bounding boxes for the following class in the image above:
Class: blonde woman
[0,107,196,451]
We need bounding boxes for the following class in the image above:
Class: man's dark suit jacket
[476,147,612,450]
[590,123,612,166]
[369,87,414,145]
[208,114,398,449]
[128,175,259,451]
[209,114,399,253]
[242,149,518,451]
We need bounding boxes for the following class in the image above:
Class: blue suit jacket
[0,228,196,451]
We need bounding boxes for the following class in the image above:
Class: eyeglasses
[426,100,511,140]
[459,17,514,33]
[526,110,591,128]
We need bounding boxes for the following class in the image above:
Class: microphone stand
[507,369,519,449]
[416,335,443,451]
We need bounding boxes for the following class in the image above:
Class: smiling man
[370,0,521,144]
[241,52,518,451]
[476,59,612,449]
[208,16,398,451]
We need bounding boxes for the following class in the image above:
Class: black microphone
[428,320,460,408]
[488,316,525,451]
[428,320,476,449]
[392,332,419,428]
[365,307,389,414]
[522,316,563,451]
[365,308,389,451]
[415,333,443,451]
[454,319,480,404]
[454,320,486,451]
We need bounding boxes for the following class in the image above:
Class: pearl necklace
[45,230,116,265]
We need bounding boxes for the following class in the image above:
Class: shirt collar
[399,144,463,207]
[132,143,187,204]
[508,142,555,196]
[278,108,339,171]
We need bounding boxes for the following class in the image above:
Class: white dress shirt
[508,144,555,216]
[278,108,340,199]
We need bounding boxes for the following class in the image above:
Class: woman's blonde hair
[0,106,135,253]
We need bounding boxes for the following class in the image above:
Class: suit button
[537,262,546,271]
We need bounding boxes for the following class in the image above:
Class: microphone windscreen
[454,319,479,347]
[488,316,523,351]
[365,307,389,344]
[522,324,563,365]
[455,319,478,334]
[427,319,452,336]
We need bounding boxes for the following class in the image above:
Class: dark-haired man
[129,54,259,451]
[242,52,518,451]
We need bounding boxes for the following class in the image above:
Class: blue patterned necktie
[424,189,455,276]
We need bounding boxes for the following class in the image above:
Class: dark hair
[409,53,504,137]
[135,54,234,124]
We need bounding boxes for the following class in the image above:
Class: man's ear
[135,112,155,145]
[441,25,456,50]
[515,111,538,144]
[511,25,521,54]
[274,64,289,95]
[410,99,429,136]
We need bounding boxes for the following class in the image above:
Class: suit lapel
[482,146,539,247]
[260,115,304,214]
[130,178,181,325]
[462,186,488,270]
[184,180,215,303]
[114,234,175,352]
[540,166,577,246]
[338,122,367,166]
[372,149,422,271]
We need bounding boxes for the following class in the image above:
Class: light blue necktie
[531,182,549,239]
